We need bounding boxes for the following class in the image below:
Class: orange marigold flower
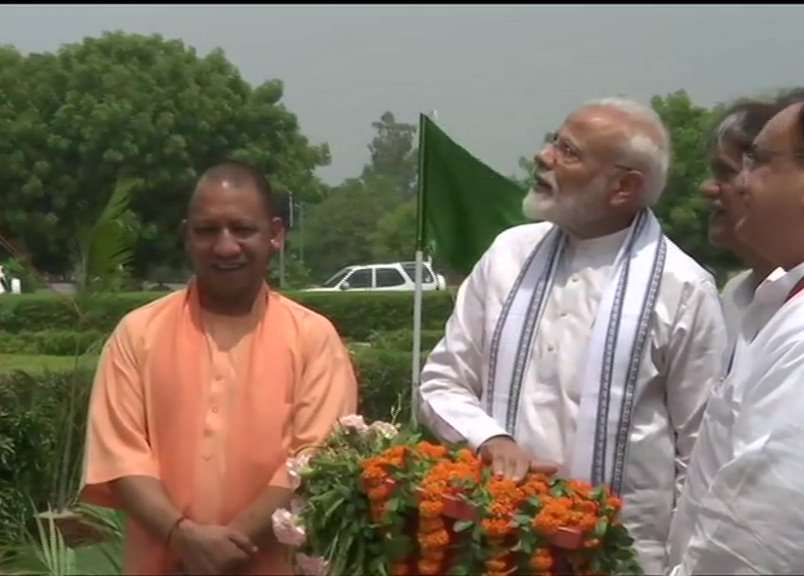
[361,463,388,483]
[482,518,513,538]
[418,517,445,534]
[578,514,598,533]
[533,510,562,536]
[489,501,516,517]
[521,479,550,497]
[456,448,478,464]
[485,558,509,571]
[367,484,394,502]
[416,441,448,460]
[567,479,593,496]
[574,500,599,514]
[419,500,445,518]
[529,551,554,572]
[417,559,442,576]
[420,549,446,562]
[607,495,623,511]
[418,528,450,550]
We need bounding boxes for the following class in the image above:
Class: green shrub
[0,290,456,341]
[293,291,453,341]
[0,369,94,543]
[0,330,106,356]
[350,347,414,423]
[368,328,444,354]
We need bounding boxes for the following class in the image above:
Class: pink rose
[287,452,314,491]
[296,553,329,576]
[338,414,369,434]
[271,508,306,547]
[369,420,399,439]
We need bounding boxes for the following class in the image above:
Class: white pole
[410,109,438,426]
[411,249,424,425]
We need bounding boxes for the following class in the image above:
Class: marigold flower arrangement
[272,415,642,576]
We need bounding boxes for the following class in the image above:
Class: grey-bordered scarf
[485,209,666,494]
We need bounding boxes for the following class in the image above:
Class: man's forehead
[560,106,631,154]
[189,180,265,214]
[756,102,803,146]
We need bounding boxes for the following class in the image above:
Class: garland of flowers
[272,415,642,576]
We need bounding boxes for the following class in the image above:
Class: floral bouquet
[272,415,642,576]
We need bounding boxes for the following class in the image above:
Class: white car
[303,262,447,292]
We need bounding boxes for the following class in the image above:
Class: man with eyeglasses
[668,92,804,575]
[418,97,727,574]
[696,102,778,365]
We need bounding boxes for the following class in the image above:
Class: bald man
[417,99,727,574]
[80,160,357,575]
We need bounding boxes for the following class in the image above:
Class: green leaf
[594,517,609,539]
[383,534,414,560]
[452,520,474,533]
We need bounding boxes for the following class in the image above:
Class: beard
[522,173,611,230]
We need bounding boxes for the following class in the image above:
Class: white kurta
[668,262,804,575]
[719,269,766,367]
[418,222,727,575]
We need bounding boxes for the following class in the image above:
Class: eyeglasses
[545,131,582,165]
[742,145,804,172]
[544,131,640,172]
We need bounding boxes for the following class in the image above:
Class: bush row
[0,290,455,341]
[0,330,106,356]
[0,327,446,357]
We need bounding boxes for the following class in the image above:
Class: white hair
[583,97,672,206]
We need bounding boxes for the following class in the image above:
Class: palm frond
[78,177,140,292]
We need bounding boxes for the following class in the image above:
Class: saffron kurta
[80,282,357,574]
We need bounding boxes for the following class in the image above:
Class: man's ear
[269,216,285,252]
[610,170,645,209]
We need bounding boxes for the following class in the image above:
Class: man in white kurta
[668,98,804,574]
[697,100,778,359]
[418,99,727,575]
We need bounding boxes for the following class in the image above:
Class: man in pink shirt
[80,161,357,574]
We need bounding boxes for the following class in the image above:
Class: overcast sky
[2,4,803,185]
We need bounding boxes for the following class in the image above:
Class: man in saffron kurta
[80,161,357,575]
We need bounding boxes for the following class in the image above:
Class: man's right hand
[478,436,558,482]
[171,520,258,575]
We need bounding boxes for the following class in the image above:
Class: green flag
[417,113,528,275]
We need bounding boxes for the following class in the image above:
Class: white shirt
[668,261,804,575]
[418,222,727,575]
[720,270,758,357]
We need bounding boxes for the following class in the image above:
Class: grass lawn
[0,354,98,374]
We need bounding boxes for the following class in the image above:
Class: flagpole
[411,110,435,427]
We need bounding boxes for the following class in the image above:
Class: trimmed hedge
[0,290,455,341]
[368,328,445,354]
[0,330,106,356]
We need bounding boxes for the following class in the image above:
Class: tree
[370,198,417,262]
[303,177,398,280]
[361,111,417,198]
[0,32,330,276]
